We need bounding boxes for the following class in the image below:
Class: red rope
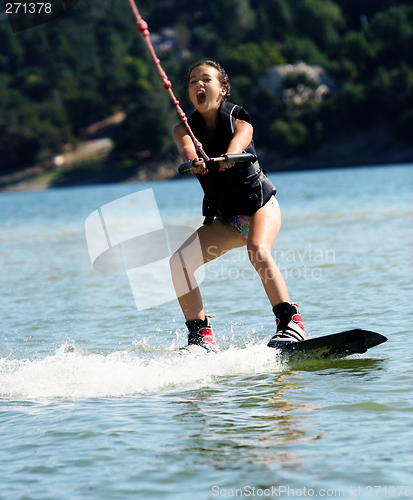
[127,0,210,161]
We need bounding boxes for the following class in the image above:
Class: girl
[170,59,306,353]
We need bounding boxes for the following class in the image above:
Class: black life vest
[189,101,276,224]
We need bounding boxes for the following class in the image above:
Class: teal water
[1,165,412,499]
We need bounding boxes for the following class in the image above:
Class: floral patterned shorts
[227,196,279,239]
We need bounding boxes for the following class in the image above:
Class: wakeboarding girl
[171,59,306,353]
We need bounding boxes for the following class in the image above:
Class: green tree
[341,30,382,81]
[269,119,309,153]
[256,0,294,40]
[369,4,413,68]
[296,0,345,52]
[1,0,413,172]
[283,36,330,66]
[113,86,176,155]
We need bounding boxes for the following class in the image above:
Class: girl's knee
[170,246,202,276]
[247,242,273,265]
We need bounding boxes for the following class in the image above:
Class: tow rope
[127,0,210,162]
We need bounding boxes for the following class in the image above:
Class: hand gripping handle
[178,153,257,175]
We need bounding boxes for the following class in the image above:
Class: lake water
[0,164,412,499]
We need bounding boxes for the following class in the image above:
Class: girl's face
[188,64,227,114]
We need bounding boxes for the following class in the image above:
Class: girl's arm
[173,123,207,174]
[226,119,253,155]
[220,119,253,171]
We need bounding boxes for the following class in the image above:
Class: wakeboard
[274,329,387,359]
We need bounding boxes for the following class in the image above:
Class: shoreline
[1,124,412,192]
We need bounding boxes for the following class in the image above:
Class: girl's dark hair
[184,59,230,99]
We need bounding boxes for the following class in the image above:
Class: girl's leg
[247,200,290,306]
[170,219,246,321]
[247,200,306,342]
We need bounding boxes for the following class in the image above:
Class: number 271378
[5,3,52,14]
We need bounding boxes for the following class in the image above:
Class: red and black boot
[267,302,306,348]
[180,316,218,354]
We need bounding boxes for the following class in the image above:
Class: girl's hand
[190,158,208,175]
[173,125,209,174]
[218,157,235,171]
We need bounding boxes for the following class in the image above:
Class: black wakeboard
[274,329,387,359]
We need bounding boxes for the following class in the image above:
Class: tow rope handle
[178,153,258,175]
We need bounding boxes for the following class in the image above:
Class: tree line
[0,0,412,172]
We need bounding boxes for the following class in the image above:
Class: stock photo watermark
[85,188,335,311]
[3,0,81,33]
[211,485,412,497]
[85,188,205,311]
[206,245,335,283]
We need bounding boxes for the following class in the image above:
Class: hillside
[1,0,412,187]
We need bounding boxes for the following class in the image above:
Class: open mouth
[197,89,206,105]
